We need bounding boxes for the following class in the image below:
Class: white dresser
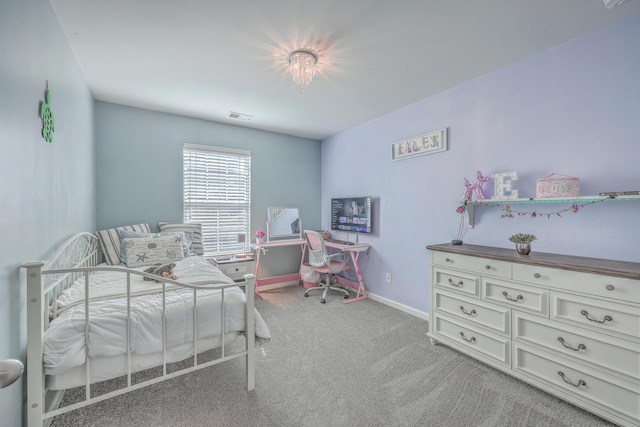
[427,243,640,427]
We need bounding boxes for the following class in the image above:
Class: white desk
[251,238,370,304]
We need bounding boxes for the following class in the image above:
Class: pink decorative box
[536,173,580,198]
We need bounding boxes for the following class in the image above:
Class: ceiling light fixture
[287,49,318,94]
[603,0,627,8]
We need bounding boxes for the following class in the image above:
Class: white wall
[321,13,640,314]
[0,1,95,425]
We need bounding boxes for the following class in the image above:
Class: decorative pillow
[95,223,151,265]
[123,235,185,268]
[158,222,204,256]
[118,230,194,262]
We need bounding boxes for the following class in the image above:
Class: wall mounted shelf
[463,195,640,227]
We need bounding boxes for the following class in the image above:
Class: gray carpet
[50,285,617,426]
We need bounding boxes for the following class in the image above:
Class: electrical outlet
[385,272,392,284]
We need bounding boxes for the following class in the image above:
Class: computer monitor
[330,196,372,234]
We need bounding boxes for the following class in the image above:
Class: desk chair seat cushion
[310,261,350,274]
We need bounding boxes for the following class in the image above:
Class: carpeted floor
[50,285,617,426]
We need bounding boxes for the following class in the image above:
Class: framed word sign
[391,128,448,161]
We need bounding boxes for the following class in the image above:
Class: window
[183,143,251,256]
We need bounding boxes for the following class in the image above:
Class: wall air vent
[227,111,253,121]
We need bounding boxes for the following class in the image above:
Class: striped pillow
[95,223,151,265]
[158,222,204,256]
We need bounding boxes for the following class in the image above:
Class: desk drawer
[513,342,640,422]
[434,289,510,336]
[433,267,480,298]
[483,277,548,316]
[551,291,640,342]
[431,252,511,279]
[513,264,640,304]
[513,311,640,379]
[432,314,510,367]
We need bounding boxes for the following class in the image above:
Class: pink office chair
[303,230,350,303]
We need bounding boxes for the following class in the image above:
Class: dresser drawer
[513,263,640,304]
[217,261,255,281]
[483,277,549,316]
[431,252,511,279]
[551,291,640,342]
[433,267,480,298]
[513,311,640,380]
[434,289,510,336]
[432,314,510,367]
[513,343,640,422]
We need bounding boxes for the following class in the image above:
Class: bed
[23,230,270,427]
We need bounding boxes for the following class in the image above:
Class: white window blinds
[183,143,251,256]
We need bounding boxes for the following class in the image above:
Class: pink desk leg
[342,251,368,304]
[253,247,265,300]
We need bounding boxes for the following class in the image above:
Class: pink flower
[255,229,265,238]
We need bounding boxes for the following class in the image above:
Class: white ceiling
[50,0,640,141]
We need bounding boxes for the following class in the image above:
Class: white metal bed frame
[22,232,256,427]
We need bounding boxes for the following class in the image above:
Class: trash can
[300,265,321,289]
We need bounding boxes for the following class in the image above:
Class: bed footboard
[23,232,259,427]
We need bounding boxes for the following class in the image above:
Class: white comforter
[43,256,270,376]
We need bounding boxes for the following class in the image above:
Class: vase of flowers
[508,233,536,255]
[452,205,466,245]
[255,229,265,244]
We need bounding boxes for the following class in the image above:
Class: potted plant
[508,233,536,255]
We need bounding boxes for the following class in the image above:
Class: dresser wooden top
[426,243,640,280]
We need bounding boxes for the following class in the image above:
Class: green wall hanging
[39,80,55,142]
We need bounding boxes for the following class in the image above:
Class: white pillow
[95,223,151,265]
[118,230,194,262]
[123,235,185,268]
[158,222,204,256]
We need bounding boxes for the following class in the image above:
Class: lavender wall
[321,14,640,314]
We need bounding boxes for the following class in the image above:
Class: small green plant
[508,233,537,244]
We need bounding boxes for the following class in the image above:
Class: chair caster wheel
[321,299,326,304]
[304,293,309,297]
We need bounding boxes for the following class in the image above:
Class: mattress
[43,256,270,386]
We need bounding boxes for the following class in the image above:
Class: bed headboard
[35,232,101,308]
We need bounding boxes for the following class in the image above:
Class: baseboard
[257,281,430,321]
[366,291,429,321]
[256,280,299,293]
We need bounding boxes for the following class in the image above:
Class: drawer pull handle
[502,291,523,302]
[580,310,613,324]
[448,278,463,287]
[459,332,476,343]
[557,371,586,388]
[557,337,587,352]
[606,284,615,291]
[534,273,541,278]
[459,306,476,316]
[445,258,452,263]
[485,265,491,270]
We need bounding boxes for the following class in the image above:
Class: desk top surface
[251,238,369,252]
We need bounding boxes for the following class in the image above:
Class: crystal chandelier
[287,50,318,94]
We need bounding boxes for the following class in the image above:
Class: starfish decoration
[136,252,149,263]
